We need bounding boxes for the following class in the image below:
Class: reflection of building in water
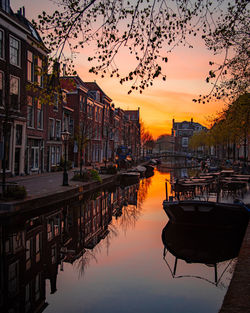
[0,208,63,313]
[0,183,140,313]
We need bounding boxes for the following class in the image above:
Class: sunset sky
[12,0,226,139]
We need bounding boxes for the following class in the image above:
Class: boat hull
[163,200,249,229]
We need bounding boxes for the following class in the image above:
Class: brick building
[0,1,142,178]
[0,1,52,176]
[171,118,207,154]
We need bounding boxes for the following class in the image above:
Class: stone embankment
[219,220,250,313]
[0,169,119,214]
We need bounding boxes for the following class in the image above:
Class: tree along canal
[0,169,247,313]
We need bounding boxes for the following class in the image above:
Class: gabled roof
[60,76,88,92]
[0,3,48,51]
[84,82,112,103]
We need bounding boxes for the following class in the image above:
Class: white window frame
[9,35,21,67]
[49,118,55,139]
[51,146,56,166]
[31,146,39,170]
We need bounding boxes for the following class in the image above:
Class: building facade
[171,118,207,154]
[0,1,142,179]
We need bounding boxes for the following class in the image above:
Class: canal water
[0,169,245,313]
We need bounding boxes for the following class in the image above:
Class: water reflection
[1,169,247,313]
[0,178,151,313]
[161,221,246,289]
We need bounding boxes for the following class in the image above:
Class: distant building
[153,134,174,154]
[171,118,207,153]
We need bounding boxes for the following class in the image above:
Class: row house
[0,1,141,178]
[60,77,116,167]
[0,2,47,176]
[84,81,114,163]
[124,109,141,161]
[171,118,207,154]
[0,1,74,176]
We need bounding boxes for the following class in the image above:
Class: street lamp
[61,130,70,186]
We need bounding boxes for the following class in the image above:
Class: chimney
[22,6,25,17]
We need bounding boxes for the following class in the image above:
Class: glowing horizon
[12,0,227,139]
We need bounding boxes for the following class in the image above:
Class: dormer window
[1,0,10,13]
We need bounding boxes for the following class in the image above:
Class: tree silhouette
[35,0,249,99]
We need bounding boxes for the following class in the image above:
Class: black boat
[161,221,246,285]
[163,199,249,228]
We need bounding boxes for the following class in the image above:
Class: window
[9,36,20,67]
[31,147,39,169]
[35,274,40,301]
[37,57,43,86]
[54,93,59,110]
[25,239,31,270]
[25,283,31,312]
[27,51,34,82]
[56,120,61,139]
[49,118,55,139]
[37,100,43,129]
[0,71,3,107]
[27,96,34,128]
[51,146,56,165]
[10,76,20,110]
[47,220,53,241]
[16,125,22,146]
[35,233,41,263]
[1,0,10,13]
[56,146,61,164]
[182,137,189,147]
[96,91,100,102]
[79,95,83,111]
[0,29,4,59]
[8,261,19,296]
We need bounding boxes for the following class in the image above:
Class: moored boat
[163,199,249,228]
[120,172,140,186]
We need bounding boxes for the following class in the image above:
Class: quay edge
[0,174,120,215]
[219,220,250,313]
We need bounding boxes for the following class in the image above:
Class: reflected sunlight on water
[1,170,242,313]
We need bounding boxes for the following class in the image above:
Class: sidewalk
[4,168,82,198]
[0,168,119,213]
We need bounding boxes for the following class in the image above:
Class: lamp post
[61,130,70,186]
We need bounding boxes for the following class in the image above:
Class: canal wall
[0,173,120,215]
[219,220,250,313]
